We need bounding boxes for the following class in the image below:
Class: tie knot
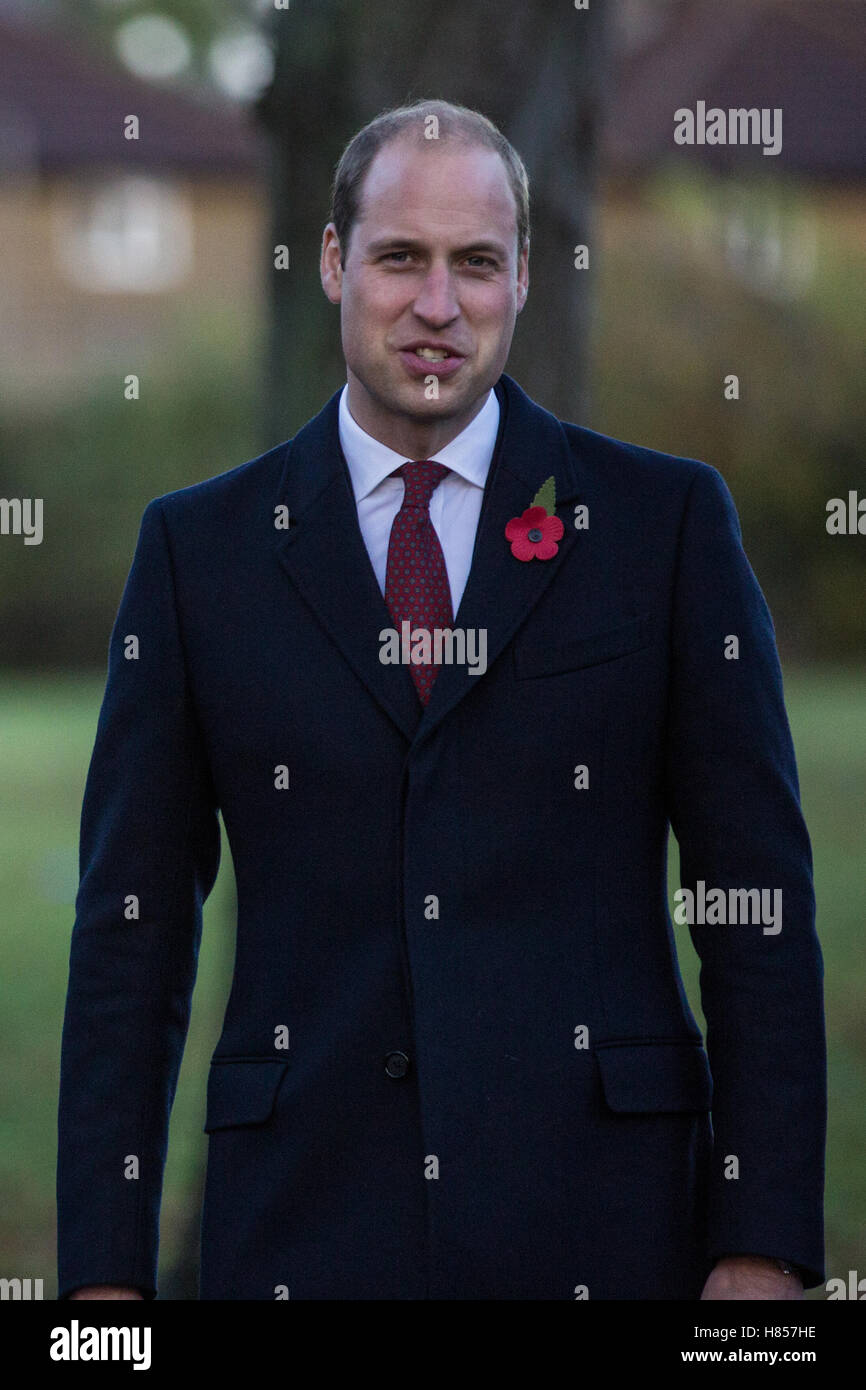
[394,460,450,510]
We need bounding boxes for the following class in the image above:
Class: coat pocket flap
[594,1039,713,1114]
[514,614,652,678]
[204,1059,289,1133]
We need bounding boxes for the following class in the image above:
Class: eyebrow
[366,236,510,259]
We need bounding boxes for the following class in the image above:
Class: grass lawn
[0,668,862,1297]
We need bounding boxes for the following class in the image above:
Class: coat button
[384,1050,410,1079]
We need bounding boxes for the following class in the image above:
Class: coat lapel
[273,374,582,745]
[274,387,423,741]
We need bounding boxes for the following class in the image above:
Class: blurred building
[0,15,266,404]
[603,0,865,301]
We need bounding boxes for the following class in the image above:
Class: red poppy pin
[505,476,564,561]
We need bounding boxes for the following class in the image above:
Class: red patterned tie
[384,460,453,705]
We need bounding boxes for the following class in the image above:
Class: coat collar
[274,373,582,744]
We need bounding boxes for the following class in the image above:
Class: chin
[372,382,455,417]
[398,374,488,410]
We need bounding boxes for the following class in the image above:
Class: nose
[412,262,459,326]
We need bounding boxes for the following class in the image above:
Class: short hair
[329,99,530,265]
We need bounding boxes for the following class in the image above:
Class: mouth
[397,344,467,379]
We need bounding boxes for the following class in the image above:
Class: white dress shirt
[338,383,500,620]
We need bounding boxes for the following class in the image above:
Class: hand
[68,1285,144,1300]
[701,1255,804,1300]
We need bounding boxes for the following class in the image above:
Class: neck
[346,374,490,458]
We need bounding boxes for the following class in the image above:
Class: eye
[464,255,497,269]
[382,250,412,263]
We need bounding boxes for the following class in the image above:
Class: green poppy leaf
[531,476,556,515]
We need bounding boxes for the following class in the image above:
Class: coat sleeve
[56,498,221,1300]
[664,463,826,1289]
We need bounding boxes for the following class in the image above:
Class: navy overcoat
[57,374,826,1299]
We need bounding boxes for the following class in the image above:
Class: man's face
[321,136,528,446]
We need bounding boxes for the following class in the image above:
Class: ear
[516,240,529,312]
[320,223,344,304]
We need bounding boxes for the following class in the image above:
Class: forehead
[355,136,518,244]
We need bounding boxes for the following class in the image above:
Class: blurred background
[0,0,863,1298]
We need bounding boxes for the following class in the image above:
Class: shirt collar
[338,383,499,504]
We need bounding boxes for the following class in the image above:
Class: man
[57,100,825,1301]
